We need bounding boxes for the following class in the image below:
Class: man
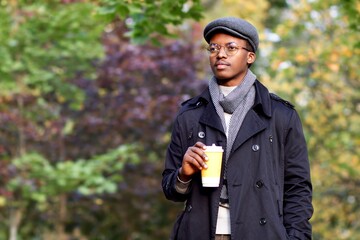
[162,17,313,240]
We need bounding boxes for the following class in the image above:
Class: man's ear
[247,52,256,64]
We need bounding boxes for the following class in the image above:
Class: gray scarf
[209,69,256,201]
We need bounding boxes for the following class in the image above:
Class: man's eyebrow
[209,41,238,45]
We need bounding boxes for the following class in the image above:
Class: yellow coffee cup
[201,144,223,187]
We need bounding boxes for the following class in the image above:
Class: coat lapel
[230,81,271,153]
[231,108,267,154]
[199,101,225,133]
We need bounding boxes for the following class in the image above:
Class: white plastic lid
[205,144,223,152]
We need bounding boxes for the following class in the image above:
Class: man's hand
[178,142,208,182]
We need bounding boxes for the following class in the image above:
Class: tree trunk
[9,208,23,240]
[55,194,68,240]
[16,96,26,156]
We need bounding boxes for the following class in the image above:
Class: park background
[0,0,359,239]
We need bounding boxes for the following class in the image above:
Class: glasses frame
[206,42,253,57]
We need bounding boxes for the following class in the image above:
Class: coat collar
[189,80,272,118]
[181,80,272,138]
[252,80,272,118]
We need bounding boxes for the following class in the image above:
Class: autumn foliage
[0,0,359,239]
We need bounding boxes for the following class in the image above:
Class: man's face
[208,33,256,86]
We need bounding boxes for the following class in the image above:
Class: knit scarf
[209,69,256,201]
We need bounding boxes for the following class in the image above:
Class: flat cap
[203,17,259,52]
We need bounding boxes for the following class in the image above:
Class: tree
[0,1,206,239]
[0,1,122,239]
[67,20,207,239]
[98,0,203,45]
[265,0,360,239]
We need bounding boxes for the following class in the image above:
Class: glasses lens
[224,43,239,56]
[207,44,219,55]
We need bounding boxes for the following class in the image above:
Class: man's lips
[215,61,230,69]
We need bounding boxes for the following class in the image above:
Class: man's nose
[217,47,227,58]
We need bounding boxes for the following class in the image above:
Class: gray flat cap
[203,17,259,52]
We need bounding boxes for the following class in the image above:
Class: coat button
[198,132,205,138]
[259,218,267,225]
[269,136,273,143]
[256,180,264,188]
[252,144,260,152]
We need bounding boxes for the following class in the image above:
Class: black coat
[162,80,313,240]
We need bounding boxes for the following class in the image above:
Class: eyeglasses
[206,42,252,57]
